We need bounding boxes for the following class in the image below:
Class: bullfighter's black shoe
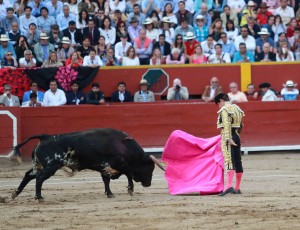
[232,189,242,194]
[219,187,234,196]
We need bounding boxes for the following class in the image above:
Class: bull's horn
[149,155,165,171]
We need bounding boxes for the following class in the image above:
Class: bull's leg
[35,164,60,201]
[101,175,114,198]
[12,168,37,199]
[126,174,134,196]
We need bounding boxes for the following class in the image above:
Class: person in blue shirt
[0,34,16,60]
[232,42,255,63]
[218,32,236,59]
[22,81,45,105]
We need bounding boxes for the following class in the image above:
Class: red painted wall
[84,65,241,99]
[1,101,300,160]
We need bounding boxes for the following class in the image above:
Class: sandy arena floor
[0,153,300,230]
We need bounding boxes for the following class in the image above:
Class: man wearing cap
[37,7,55,34]
[34,32,55,66]
[194,14,209,42]
[19,6,37,35]
[115,34,132,64]
[256,42,276,62]
[214,93,245,196]
[134,79,155,102]
[21,92,42,107]
[56,4,76,31]
[259,82,278,101]
[133,28,153,65]
[0,34,16,60]
[240,1,257,27]
[193,3,212,27]
[256,28,275,53]
[24,23,41,48]
[143,18,159,42]
[57,37,74,63]
[141,0,160,17]
[220,5,239,28]
[0,84,20,107]
[2,8,19,32]
[281,80,299,101]
[128,17,142,41]
[174,19,194,38]
[175,1,193,25]
[256,2,272,26]
[63,21,83,47]
[127,4,146,26]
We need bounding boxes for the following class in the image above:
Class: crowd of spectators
[0,0,299,67]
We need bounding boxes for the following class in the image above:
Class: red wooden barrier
[1,101,300,160]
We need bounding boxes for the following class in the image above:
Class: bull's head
[132,155,165,187]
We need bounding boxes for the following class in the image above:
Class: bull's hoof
[11,189,19,200]
[107,193,115,198]
[35,196,44,202]
[127,188,134,196]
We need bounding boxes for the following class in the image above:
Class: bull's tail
[10,134,50,163]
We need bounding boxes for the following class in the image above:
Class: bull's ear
[149,155,165,171]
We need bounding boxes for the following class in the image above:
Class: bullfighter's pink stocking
[235,173,243,190]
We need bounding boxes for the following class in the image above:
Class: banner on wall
[0,67,99,99]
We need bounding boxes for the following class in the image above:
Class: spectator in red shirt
[256,3,272,26]
[286,18,298,38]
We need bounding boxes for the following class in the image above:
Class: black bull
[10,128,165,201]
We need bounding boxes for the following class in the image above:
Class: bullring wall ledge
[1,100,300,159]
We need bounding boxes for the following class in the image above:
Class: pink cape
[162,130,224,195]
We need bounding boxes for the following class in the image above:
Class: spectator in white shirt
[122,46,140,66]
[42,79,67,106]
[19,50,36,68]
[234,26,256,54]
[83,49,103,67]
[275,0,295,26]
[114,34,132,64]
[207,44,231,63]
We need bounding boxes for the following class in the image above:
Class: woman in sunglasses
[172,34,185,55]
[2,51,18,69]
